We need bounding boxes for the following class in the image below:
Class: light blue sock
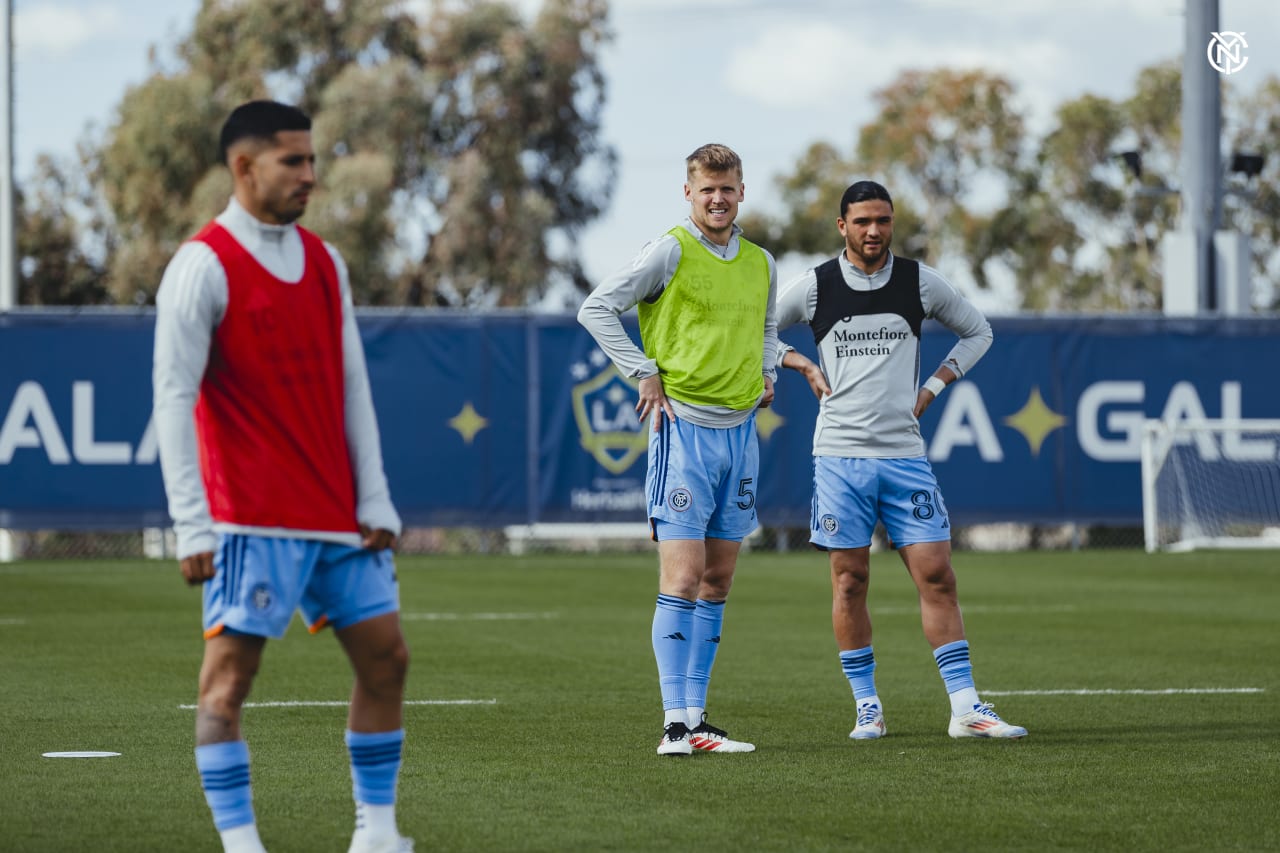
[652,594,696,712]
[345,729,404,806]
[195,740,255,831]
[685,599,725,712]
[934,640,981,714]
[839,646,878,702]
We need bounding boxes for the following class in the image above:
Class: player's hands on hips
[180,552,216,586]
[758,375,775,409]
[361,525,397,551]
[636,374,675,432]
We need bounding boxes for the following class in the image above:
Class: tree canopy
[746,63,1279,312]
[19,0,615,308]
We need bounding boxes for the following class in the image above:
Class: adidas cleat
[688,714,755,753]
[657,721,693,755]
[948,702,1027,739]
[849,702,886,740]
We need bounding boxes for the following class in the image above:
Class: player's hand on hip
[636,374,675,432]
[804,363,832,400]
[360,525,397,552]
[180,552,215,586]
[913,389,932,420]
[758,375,775,409]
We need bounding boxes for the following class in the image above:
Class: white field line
[0,618,26,625]
[178,699,498,710]
[872,605,1078,615]
[401,612,559,621]
[983,688,1265,696]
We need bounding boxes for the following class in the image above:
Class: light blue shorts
[203,534,400,639]
[809,456,950,550]
[647,415,759,541]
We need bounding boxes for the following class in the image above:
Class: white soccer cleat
[657,721,693,756]
[849,701,886,740]
[347,834,414,853]
[688,714,756,753]
[948,702,1027,739]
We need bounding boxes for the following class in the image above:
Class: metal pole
[1182,0,1222,314]
[0,0,13,310]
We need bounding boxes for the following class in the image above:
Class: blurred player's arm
[153,243,223,582]
[774,268,829,400]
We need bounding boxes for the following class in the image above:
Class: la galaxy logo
[570,350,648,475]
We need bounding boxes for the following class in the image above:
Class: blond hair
[686,143,742,180]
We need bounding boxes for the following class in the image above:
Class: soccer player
[153,100,413,852]
[776,180,1026,741]
[578,144,779,756]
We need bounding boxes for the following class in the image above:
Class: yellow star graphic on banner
[447,402,489,445]
[1003,386,1066,457]
[755,406,784,441]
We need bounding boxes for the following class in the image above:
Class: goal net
[1141,419,1280,552]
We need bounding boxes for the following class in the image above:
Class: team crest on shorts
[249,583,274,612]
[820,514,839,534]
[668,488,693,512]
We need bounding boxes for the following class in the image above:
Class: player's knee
[361,634,410,693]
[199,666,256,711]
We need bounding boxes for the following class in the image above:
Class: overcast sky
[12,0,1279,309]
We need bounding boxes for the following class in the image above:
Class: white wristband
[923,376,947,396]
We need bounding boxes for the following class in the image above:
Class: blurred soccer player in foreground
[579,143,778,755]
[153,100,413,852]
[776,180,1027,741]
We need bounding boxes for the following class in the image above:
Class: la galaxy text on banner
[1,311,1275,529]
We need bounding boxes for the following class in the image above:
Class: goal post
[1141,419,1280,552]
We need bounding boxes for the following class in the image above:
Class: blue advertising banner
[1,310,1276,529]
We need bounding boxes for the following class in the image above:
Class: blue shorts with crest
[646,414,759,541]
[203,534,400,639]
[809,456,950,550]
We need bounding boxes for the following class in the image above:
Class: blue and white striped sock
[839,645,879,706]
[345,728,404,806]
[195,740,256,832]
[933,640,981,715]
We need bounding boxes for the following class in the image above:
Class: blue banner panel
[359,313,531,526]
[2,311,1278,530]
[0,312,167,527]
[916,318,1279,525]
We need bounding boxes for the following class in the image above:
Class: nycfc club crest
[821,514,839,534]
[570,353,647,475]
[249,583,274,612]
[668,488,693,512]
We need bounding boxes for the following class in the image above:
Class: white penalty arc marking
[177,699,498,710]
[401,612,559,621]
[983,688,1265,696]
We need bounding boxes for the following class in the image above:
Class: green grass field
[2,549,1277,852]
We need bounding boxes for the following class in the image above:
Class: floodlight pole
[1181,0,1222,314]
[0,0,13,311]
